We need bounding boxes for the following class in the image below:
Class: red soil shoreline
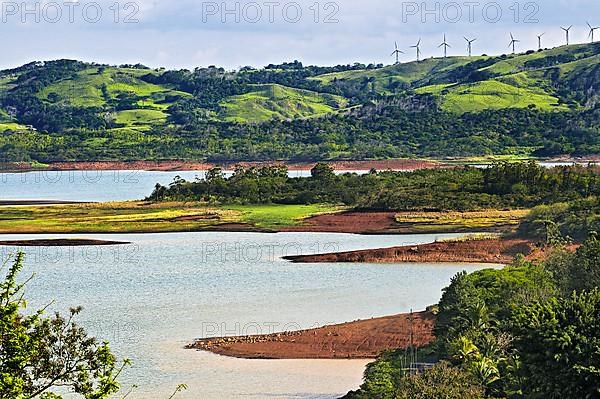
[2,157,597,173]
[284,238,536,264]
[188,311,435,359]
[282,212,402,234]
[0,159,444,172]
[0,239,130,246]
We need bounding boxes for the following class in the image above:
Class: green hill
[415,80,566,113]
[0,43,598,162]
[34,66,191,131]
[310,56,481,91]
[310,43,600,113]
[219,84,348,123]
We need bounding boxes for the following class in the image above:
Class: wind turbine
[508,33,520,54]
[464,37,476,57]
[561,25,573,45]
[587,22,599,43]
[438,34,450,58]
[537,33,545,50]
[411,38,422,61]
[390,41,404,64]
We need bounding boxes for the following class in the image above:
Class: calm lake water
[0,232,499,398]
[0,168,504,397]
[0,170,341,202]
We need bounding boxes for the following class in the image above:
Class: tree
[357,360,396,399]
[544,234,600,295]
[395,362,485,399]
[512,290,600,399]
[0,252,129,399]
[310,163,335,181]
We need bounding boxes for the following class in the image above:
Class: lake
[0,169,502,398]
[0,232,498,398]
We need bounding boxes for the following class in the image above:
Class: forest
[3,106,599,162]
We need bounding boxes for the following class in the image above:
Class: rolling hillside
[0,43,598,162]
[310,55,480,90]
[311,43,599,113]
[219,84,348,123]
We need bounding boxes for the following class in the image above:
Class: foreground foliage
[513,290,600,399]
[349,234,600,398]
[0,253,127,399]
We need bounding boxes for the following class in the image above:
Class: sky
[1,0,599,70]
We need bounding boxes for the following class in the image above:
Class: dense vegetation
[149,162,600,219]
[345,235,600,399]
[519,196,600,241]
[1,43,599,162]
[0,252,128,398]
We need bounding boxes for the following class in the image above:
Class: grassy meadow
[0,201,530,235]
[0,202,341,234]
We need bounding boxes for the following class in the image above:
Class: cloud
[1,0,599,69]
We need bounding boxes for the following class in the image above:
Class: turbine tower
[411,38,422,61]
[561,25,573,45]
[537,33,545,50]
[390,41,404,64]
[508,33,520,54]
[438,34,450,58]
[464,37,476,57]
[588,22,599,43]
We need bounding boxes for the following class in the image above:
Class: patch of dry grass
[394,209,530,233]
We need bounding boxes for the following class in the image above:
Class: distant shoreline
[0,200,87,206]
[1,157,597,174]
[0,238,130,246]
[0,159,445,173]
